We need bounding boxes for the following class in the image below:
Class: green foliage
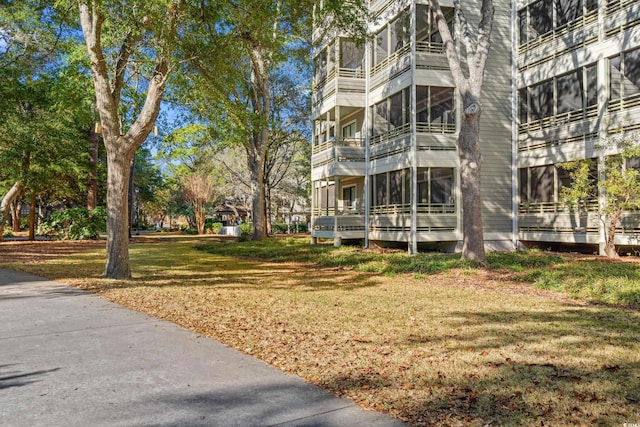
[205,220,223,234]
[39,207,106,240]
[238,223,253,241]
[271,223,308,234]
[557,160,597,211]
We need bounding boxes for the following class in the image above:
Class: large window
[373,10,410,66]
[372,170,408,208]
[519,0,597,45]
[519,64,597,124]
[340,39,364,72]
[416,86,455,131]
[519,163,597,205]
[371,88,411,137]
[372,168,455,210]
[416,4,454,45]
[609,47,640,100]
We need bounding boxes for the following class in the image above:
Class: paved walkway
[0,269,407,427]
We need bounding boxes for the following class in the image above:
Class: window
[343,186,356,209]
[389,92,404,129]
[372,88,411,137]
[430,169,454,204]
[340,39,364,71]
[416,168,455,206]
[416,86,455,128]
[556,70,582,114]
[520,64,598,124]
[586,65,597,107]
[519,163,598,205]
[416,4,453,44]
[609,48,640,100]
[390,170,403,205]
[430,87,455,124]
[557,0,582,27]
[530,0,553,37]
[373,101,388,136]
[530,165,554,202]
[622,49,640,98]
[314,49,328,82]
[316,182,335,212]
[375,173,387,206]
[519,9,528,45]
[342,122,356,139]
[375,28,388,65]
[390,13,409,53]
[519,0,592,45]
[530,80,554,120]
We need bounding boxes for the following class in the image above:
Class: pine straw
[2,235,640,426]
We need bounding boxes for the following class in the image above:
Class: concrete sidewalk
[0,269,407,427]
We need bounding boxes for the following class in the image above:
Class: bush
[205,220,223,234]
[271,223,308,234]
[238,223,253,241]
[39,207,106,240]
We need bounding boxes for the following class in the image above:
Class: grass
[2,234,640,426]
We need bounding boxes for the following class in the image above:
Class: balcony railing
[312,137,364,155]
[608,93,640,113]
[371,44,411,76]
[416,121,456,134]
[518,200,598,214]
[518,105,598,133]
[370,203,455,215]
[416,40,445,55]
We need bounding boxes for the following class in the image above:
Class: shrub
[271,223,309,234]
[238,223,252,241]
[205,220,223,234]
[39,207,106,240]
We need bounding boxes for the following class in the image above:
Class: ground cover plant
[1,235,639,426]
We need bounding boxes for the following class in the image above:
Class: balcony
[312,68,366,116]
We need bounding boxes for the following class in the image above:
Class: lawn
[2,234,639,426]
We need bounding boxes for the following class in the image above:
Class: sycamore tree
[430,0,495,263]
[560,131,640,258]
[75,0,188,278]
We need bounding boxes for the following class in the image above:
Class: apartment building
[310,0,640,254]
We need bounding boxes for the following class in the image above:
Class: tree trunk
[28,192,36,241]
[265,185,272,236]
[250,154,268,240]
[604,210,621,258]
[458,97,486,263]
[87,127,100,210]
[10,200,21,232]
[195,201,206,234]
[104,146,134,279]
[0,181,24,241]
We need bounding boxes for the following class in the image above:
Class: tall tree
[77,0,185,278]
[176,0,367,240]
[430,0,495,263]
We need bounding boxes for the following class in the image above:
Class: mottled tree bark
[0,181,24,241]
[87,126,100,210]
[79,1,176,278]
[431,0,494,263]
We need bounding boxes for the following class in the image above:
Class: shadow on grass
[325,305,640,426]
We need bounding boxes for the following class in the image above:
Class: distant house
[215,200,250,226]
